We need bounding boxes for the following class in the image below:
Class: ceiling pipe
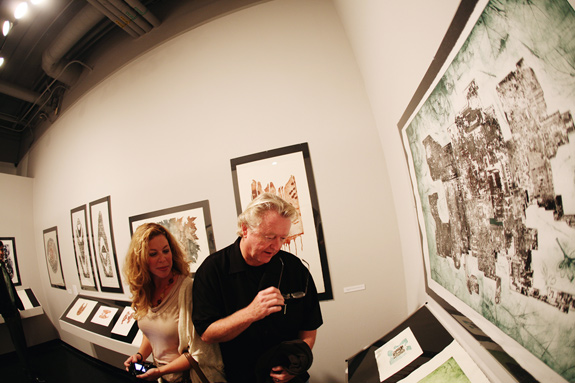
[42,3,105,86]
[95,0,146,36]
[85,0,140,38]
[108,0,152,33]
[124,0,161,28]
[0,80,49,105]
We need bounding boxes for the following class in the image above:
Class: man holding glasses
[192,193,323,383]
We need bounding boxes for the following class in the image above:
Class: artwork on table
[90,305,119,327]
[42,227,66,289]
[60,295,139,343]
[16,289,40,310]
[65,297,98,323]
[399,0,575,380]
[111,306,137,336]
[129,200,216,274]
[231,143,333,300]
[71,205,97,291]
[398,341,489,383]
[0,237,21,286]
[374,327,423,382]
[89,196,123,293]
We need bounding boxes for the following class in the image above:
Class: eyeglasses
[278,256,310,301]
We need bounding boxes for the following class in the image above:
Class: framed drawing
[42,227,66,289]
[0,237,21,286]
[71,205,97,291]
[231,142,333,301]
[129,200,216,274]
[89,196,123,293]
[399,0,575,381]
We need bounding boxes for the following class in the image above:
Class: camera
[129,361,156,376]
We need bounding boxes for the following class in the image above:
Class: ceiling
[0,0,265,167]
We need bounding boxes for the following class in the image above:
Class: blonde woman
[123,223,225,383]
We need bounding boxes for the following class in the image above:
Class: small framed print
[89,196,123,293]
[111,306,137,337]
[129,200,216,275]
[65,298,98,323]
[0,237,21,286]
[71,205,97,291]
[42,227,66,289]
[231,143,333,300]
[91,305,119,327]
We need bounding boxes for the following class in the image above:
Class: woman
[123,223,226,383]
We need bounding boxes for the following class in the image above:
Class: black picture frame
[89,196,123,294]
[398,0,575,381]
[42,227,66,289]
[129,200,216,275]
[231,142,333,301]
[71,205,97,291]
[0,237,21,286]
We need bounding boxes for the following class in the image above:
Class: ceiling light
[14,2,29,20]
[0,57,4,68]
[31,0,44,4]
[2,21,12,36]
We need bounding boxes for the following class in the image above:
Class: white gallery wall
[21,0,411,380]
[5,0,540,381]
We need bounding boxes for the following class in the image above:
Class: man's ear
[241,224,248,237]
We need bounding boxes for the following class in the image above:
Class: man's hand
[247,286,284,321]
[270,366,295,383]
[201,286,285,343]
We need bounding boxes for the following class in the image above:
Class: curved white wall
[26,0,406,380]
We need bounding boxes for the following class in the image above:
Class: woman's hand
[135,367,163,381]
[124,354,140,371]
[269,366,295,383]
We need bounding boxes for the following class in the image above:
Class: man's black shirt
[192,238,323,383]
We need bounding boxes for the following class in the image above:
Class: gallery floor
[0,339,133,383]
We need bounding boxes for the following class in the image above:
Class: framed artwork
[71,205,97,291]
[0,237,21,286]
[64,297,98,323]
[111,305,137,337]
[89,196,123,293]
[399,0,575,381]
[129,200,216,274]
[231,142,333,301]
[42,227,66,289]
[91,305,119,327]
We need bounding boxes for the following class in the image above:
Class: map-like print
[403,1,575,381]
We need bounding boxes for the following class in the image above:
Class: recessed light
[14,2,29,20]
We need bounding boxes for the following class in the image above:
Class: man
[0,241,45,382]
[192,193,323,383]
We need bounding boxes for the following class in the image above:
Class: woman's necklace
[155,273,175,306]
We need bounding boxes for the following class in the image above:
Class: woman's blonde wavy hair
[123,222,190,319]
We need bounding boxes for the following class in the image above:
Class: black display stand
[346,304,453,383]
[60,295,138,344]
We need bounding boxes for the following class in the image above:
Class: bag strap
[184,352,210,383]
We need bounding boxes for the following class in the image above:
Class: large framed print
[231,143,333,301]
[42,227,66,289]
[89,196,123,293]
[0,237,21,286]
[399,0,575,381]
[71,205,97,291]
[129,200,216,275]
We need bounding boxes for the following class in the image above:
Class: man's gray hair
[236,192,298,236]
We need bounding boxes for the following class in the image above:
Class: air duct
[41,3,105,86]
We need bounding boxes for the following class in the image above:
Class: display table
[0,288,43,323]
[59,294,141,356]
